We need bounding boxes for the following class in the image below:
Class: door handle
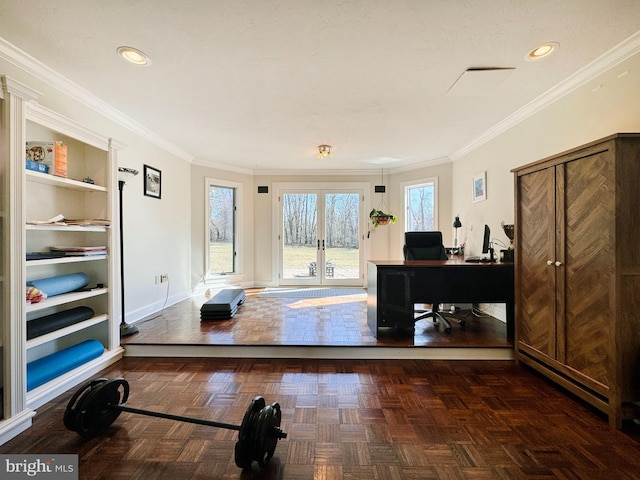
[555,261,562,267]
[317,239,320,250]
[547,260,553,266]
[322,239,325,251]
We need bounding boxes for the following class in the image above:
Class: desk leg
[368,269,414,336]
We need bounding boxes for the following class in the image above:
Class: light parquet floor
[2,357,640,479]
[121,288,511,349]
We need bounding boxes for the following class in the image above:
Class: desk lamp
[453,215,462,247]
[118,167,139,337]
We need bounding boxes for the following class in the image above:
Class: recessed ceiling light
[116,46,151,66]
[526,42,559,61]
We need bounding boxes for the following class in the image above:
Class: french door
[278,187,364,286]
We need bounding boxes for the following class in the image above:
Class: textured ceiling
[1,0,639,172]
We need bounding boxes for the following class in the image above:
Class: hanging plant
[370,208,397,227]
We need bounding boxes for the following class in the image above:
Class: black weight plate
[254,402,282,468]
[63,378,108,432]
[236,396,265,468]
[238,396,265,444]
[75,377,129,439]
[234,440,253,469]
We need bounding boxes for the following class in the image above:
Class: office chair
[403,231,454,333]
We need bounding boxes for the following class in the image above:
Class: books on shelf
[50,246,107,256]
[27,213,111,227]
[26,246,107,261]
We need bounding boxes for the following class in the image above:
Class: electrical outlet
[161,274,169,283]
[155,275,160,284]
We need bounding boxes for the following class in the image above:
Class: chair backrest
[403,231,448,260]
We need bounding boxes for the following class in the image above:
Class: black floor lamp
[118,167,139,337]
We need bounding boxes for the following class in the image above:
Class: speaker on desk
[500,249,514,262]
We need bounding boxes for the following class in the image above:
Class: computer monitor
[481,224,495,261]
[482,224,490,254]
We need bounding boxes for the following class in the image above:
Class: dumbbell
[63,377,287,469]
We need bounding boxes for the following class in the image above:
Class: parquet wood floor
[121,289,511,349]
[2,357,639,479]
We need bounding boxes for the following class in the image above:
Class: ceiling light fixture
[116,46,151,66]
[526,42,559,61]
[316,145,332,159]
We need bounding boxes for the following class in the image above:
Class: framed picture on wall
[144,164,161,199]
[473,171,486,203]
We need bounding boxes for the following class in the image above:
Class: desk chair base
[414,308,465,334]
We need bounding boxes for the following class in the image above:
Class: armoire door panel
[517,168,556,357]
[561,152,613,386]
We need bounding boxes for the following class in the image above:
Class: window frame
[402,176,439,232]
[204,177,242,279]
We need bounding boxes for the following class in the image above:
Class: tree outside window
[208,184,235,274]
[405,180,437,232]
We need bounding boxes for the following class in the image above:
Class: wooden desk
[367,259,514,339]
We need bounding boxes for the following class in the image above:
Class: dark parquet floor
[1,357,640,479]
[3,288,639,479]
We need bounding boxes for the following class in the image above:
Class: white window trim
[401,176,439,232]
[272,181,370,286]
[204,177,243,281]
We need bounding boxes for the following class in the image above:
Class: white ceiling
[1,0,639,173]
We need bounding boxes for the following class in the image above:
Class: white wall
[251,173,385,287]
[389,162,453,260]
[190,164,255,288]
[451,51,640,257]
[245,169,453,285]
[6,44,639,323]
[0,59,193,325]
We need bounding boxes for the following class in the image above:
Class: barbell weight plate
[63,378,109,432]
[74,377,129,439]
[254,402,282,468]
[235,396,266,468]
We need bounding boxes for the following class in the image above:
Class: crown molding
[191,157,255,175]
[0,36,194,163]
[4,29,638,174]
[450,30,640,161]
[252,168,384,176]
[388,156,451,174]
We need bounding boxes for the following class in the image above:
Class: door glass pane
[325,193,360,279]
[282,193,318,280]
[208,185,235,274]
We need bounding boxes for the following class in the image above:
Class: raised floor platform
[121,289,513,360]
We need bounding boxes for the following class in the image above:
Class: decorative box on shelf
[26,140,67,177]
[25,159,49,173]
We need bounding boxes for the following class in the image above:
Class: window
[404,178,437,231]
[206,178,241,275]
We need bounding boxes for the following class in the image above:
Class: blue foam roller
[27,273,89,297]
[27,339,104,391]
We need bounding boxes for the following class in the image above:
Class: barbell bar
[63,377,287,469]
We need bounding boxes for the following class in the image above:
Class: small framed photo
[473,171,486,203]
[143,165,161,199]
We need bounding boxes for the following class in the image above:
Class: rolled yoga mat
[27,339,104,391]
[27,272,89,297]
[27,306,95,340]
